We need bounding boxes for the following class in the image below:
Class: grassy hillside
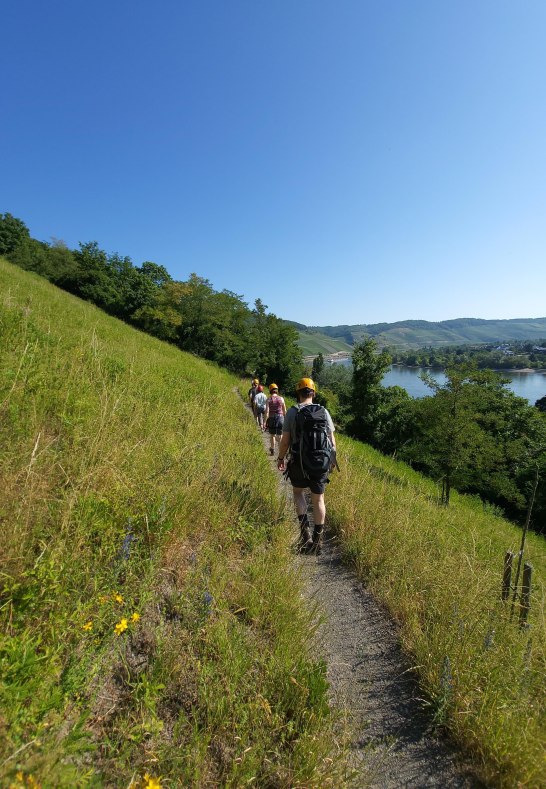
[297,330,353,356]
[0,259,343,787]
[3,257,545,787]
[309,317,546,349]
[328,437,545,788]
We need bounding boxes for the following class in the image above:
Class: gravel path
[251,403,483,788]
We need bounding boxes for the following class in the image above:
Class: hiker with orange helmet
[277,378,336,554]
[264,383,286,455]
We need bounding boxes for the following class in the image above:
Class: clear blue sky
[2,0,545,326]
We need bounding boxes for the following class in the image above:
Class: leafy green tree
[139,261,172,287]
[349,338,392,444]
[404,365,546,511]
[248,300,302,388]
[0,213,30,255]
[317,363,352,429]
[7,236,80,287]
[133,280,187,341]
[477,391,546,522]
[311,352,325,380]
[535,395,546,413]
[314,386,340,422]
[72,241,120,311]
[406,366,505,504]
[375,385,415,455]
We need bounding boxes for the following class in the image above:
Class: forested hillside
[0,212,302,388]
[302,316,546,349]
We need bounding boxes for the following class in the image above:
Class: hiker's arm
[276,431,290,469]
[327,412,336,449]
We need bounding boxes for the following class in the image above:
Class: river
[330,360,546,404]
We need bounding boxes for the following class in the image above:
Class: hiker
[264,383,287,455]
[253,385,267,429]
[248,378,259,407]
[277,378,336,554]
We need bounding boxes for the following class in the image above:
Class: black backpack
[292,404,333,479]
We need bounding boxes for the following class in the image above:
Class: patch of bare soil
[251,400,483,788]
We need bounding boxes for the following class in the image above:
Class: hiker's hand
[277,456,286,471]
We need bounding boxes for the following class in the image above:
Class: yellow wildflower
[131,612,140,623]
[143,774,161,789]
[82,620,93,631]
[114,618,128,636]
[98,594,110,604]
[113,593,124,604]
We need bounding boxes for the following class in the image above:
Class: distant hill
[296,317,546,351]
[296,329,353,356]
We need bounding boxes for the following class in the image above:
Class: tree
[406,366,494,504]
[73,241,120,311]
[535,395,546,413]
[133,281,187,342]
[403,365,546,511]
[9,237,80,288]
[317,363,353,429]
[248,300,303,388]
[349,338,392,444]
[139,261,172,288]
[311,352,325,381]
[0,213,30,256]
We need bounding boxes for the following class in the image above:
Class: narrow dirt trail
[249,401,483,788]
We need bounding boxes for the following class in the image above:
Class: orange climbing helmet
[296,377,316,393]
[269,383,278,393]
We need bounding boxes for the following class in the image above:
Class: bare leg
[292,486,312,548]
[292,487,307,517]
[310,492,326,525]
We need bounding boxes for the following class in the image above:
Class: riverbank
[503,367,546,374]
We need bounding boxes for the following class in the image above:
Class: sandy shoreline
[503,367,546,374]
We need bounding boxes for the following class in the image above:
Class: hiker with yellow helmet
[264,383,287,454]
[277,378,336,554]
[248,378,260,408]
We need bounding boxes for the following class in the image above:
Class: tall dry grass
[328,436,545,787]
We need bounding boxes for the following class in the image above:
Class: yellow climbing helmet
[296,377,316,393]
[269,383,278,392]
[252,378,259,385]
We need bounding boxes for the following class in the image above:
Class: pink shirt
[267,394,285,416]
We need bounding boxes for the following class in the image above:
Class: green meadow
[0,259,343,788]
[2,257,545,788]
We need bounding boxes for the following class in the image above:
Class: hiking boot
[269,447,274,455]
[299,521,313,551]
[310,525,324,555]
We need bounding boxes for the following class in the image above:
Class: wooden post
[519,563,533,628]
[502,551,514,601]
[511,465,539,620]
